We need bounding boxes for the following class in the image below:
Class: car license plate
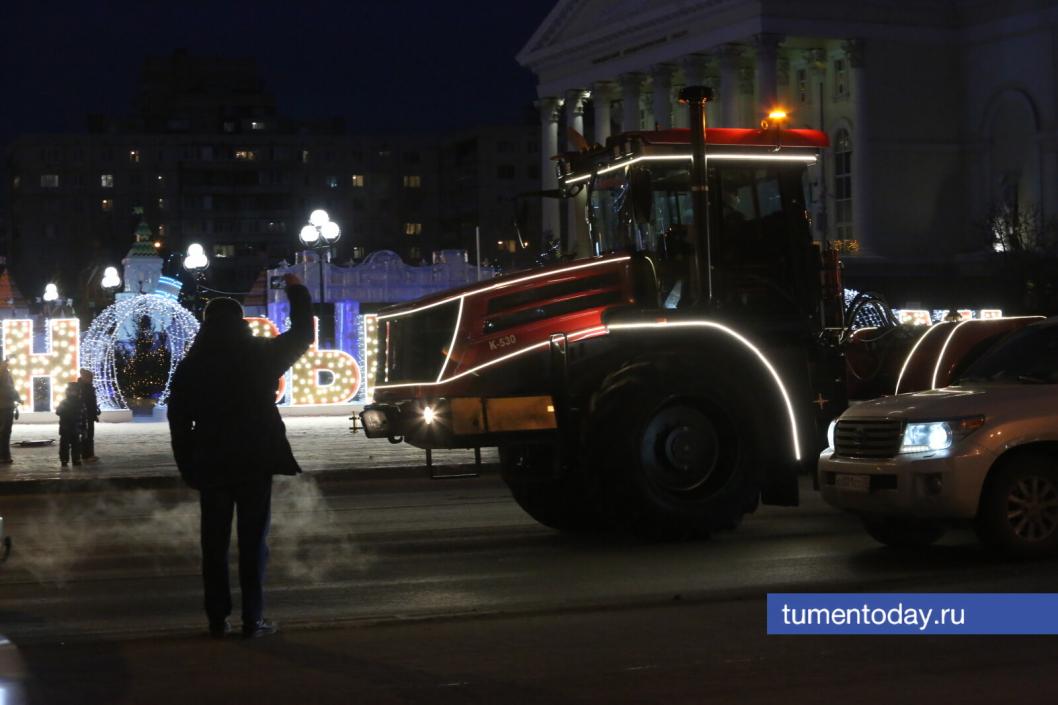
[835,473,870,492]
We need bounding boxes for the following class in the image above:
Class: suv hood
[842,384,1058,421]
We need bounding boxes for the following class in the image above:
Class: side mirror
[628,167,654,225]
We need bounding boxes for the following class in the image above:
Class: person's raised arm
[267,274,314,376]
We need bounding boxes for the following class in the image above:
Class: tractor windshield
[588,159,816,313]
[588,161,811,260]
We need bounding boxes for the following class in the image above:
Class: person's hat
[203,297,244,322]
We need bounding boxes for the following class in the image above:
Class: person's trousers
[199,476,273,626]
[0,409,13,461]
[81,420,95,458]
[59,428,81,463]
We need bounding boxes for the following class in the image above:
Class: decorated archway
[81,294,200,410]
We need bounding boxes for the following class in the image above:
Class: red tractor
[361,88,900,536]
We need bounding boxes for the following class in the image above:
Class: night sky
[0,0,556,145]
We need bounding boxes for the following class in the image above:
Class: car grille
[834,418,904,458]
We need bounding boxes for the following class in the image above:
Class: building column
[753,33,783,113]
[536,96,563,242]
[619,72,644,131]
[806,49,828,239]
[592,80,616,144]
[564,90,589,239]
[565,89,588,142]
[651,64,675,130]
[717,44,742,127]
[845,40,872,254]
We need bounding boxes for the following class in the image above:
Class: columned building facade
[518,0,1058,272]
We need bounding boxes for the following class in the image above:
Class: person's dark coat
[80,378,99,423]
[167,284,313,489]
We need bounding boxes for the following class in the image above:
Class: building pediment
[518,0,736,66]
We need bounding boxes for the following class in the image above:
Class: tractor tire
[861,515,946,548]
[974,452,1058,559]
[499,444,600,532]
[587,358,764,540]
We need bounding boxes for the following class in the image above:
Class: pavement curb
[0,463,501,495]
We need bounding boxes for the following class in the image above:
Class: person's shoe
[242,619,278,639]
[209,620,233,639]
[60,461,69,468]
[72,460,82,466]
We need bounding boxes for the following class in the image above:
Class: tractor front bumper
[361,396,559,449]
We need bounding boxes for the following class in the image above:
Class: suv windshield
[957,322,1058,384]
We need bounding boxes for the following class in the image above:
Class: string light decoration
[291,342,361,405]
[0,318,80,410]
[81,294,199,410]
[246,316,361,405]
[245,317,288,402]
[362,314,378,403]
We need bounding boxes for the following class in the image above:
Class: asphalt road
[2,473,1058,704]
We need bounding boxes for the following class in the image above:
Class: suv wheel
[976,453,1058,558]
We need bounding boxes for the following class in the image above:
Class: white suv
[819,317,1058,557]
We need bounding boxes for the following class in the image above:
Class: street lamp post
[41,282,63,317]
[183,243,210,318]
[299,208,341,321]
[101,266,121,296]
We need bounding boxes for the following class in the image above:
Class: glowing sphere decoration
[81,294,200,410]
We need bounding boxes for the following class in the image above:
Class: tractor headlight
[899,416,984,454]
[422,405,436,425]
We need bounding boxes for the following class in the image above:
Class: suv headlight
[826,419,837,450]
[900,416,985,453]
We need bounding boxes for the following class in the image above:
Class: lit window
[797,68,808,104]
[834,59,848,99]
[301,150,310,163]
[834,128,853,241]
[403,175,421,188]
[235,149,257,161]
[12,176,20,189]
[129,150,140,163]
[101,174,114,188]
[404,222,422,235]
[158,198,166,210]
[213,244,236,258]
[41,174,59,188]
[326,176,339,189]
[351,174,364,187]
[101,198,113,212]
[251,121,266,131]
[157,174,165,184]
[158,224,166,238]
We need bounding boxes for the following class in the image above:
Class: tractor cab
[557,124,829,323]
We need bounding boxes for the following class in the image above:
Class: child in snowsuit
[56,382,83,467]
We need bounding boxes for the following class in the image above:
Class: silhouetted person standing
[78,369,100,463]
[56,382,84,468]
[0,361,20,464]
[168,275,312,638]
